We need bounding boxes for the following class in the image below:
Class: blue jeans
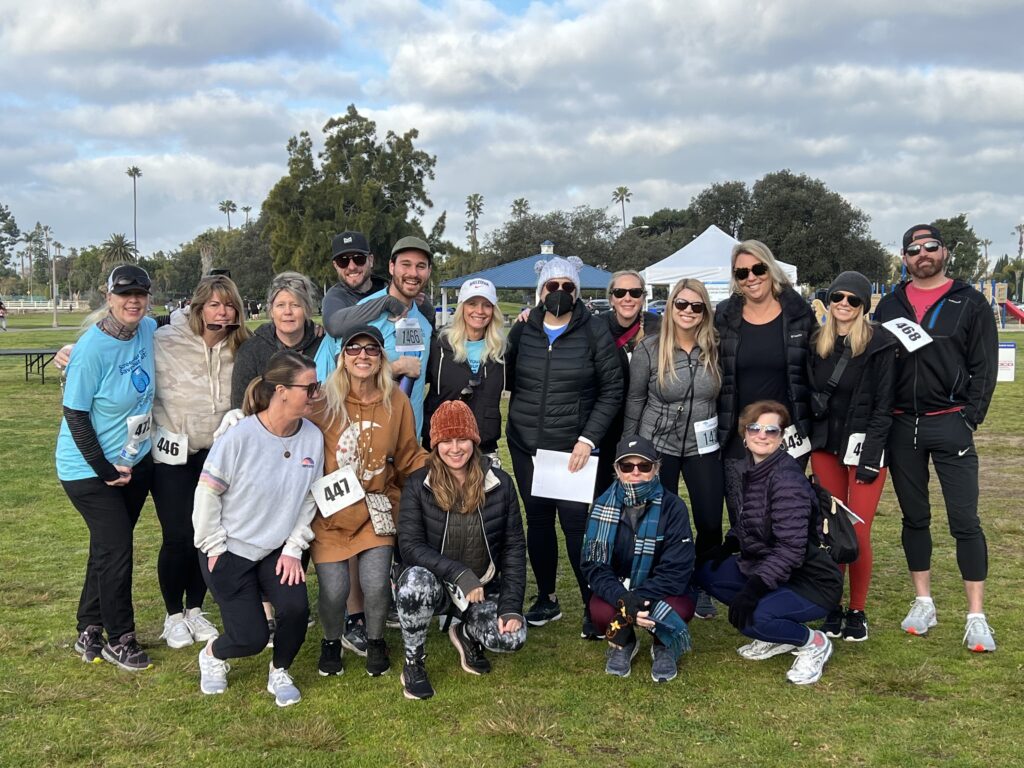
[697,556,825,646]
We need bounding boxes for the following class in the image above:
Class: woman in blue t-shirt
[57,265,157,672]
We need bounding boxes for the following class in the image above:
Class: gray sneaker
[605,641,639,678]
[198,647,230,695]
[267,664,301,707]
[900,598,937,636]
[342,620,368,657]
[650,644,678,683]
[786,632,833,685]
[74,625,105,664]
[963,616,996,652]
[694,590,717,619]
[737,639,798,661]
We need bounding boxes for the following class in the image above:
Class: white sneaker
[198,647,230,695]
[786,632,833,685]
[160,612,194,649]
[963,615,996,652]
[267,664,301,707]
[185,608,219,642]
[737,639,798,661]
[900,598,937,636]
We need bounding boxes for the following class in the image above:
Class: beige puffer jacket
[153,310,235,458]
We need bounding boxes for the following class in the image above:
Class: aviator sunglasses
[343,342,383,357]
[733,263,769,281]
[673,299,706,314]
[904,241,942,257]
[611,287,645,299]
[335,253,369,268]
[617,460,655,474]
[745,423,782,436]
[544,280,576,294]
[829,292,863,308]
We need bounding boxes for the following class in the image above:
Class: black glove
[619,591,651,619]
[700,535,740,570]
[728,575,769,630]
[855,464,880,484]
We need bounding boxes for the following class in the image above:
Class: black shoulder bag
[810,342,853,420]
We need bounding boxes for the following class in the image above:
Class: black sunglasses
[617,460,654,474]
[111,275,152,290]
[544,280,576,294]
[904,241,942,257]
[335,253,369,268]
[280,381,321,398]
[611,287,644,299]
[829,292,863,309]
[733,263,769,281]
[460,375,483,401]
[672,299,706,314]
[204,323,241,331]
[344,342,382,357]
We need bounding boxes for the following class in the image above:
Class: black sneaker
[525,595,562,627]
[342,615,368,657]
[580,612,603,641]
[74,625,105,664]
[449,622,491,675]
[694,589,718,620]
[821,606,844,638]
[366,638,391,677]
[318,638,344,676]
[401,651,434,700]
[385,607,401,630]
[101,632,153,671]
[842,609,869,642]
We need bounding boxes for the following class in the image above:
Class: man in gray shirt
[321,231,389,326]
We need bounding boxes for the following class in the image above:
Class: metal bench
[0,348,61,383]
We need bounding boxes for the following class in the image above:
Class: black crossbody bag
[810,342,853,419]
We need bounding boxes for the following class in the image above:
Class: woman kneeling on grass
[395,400,527,700]
[194,351,324,707]
[696,400,842,685]
[582,435,696,683]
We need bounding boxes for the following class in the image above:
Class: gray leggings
[395,566,527,658]
[315,546,393,641]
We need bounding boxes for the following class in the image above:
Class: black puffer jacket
[808,327,898,482]
[398,460,526,619]
[423,333,505,453]
[714,287,815,446]
[505,301,623,453]
[230,320,324,409]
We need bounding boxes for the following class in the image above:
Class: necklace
[261,411,296,459]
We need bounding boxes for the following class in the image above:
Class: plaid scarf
[583,479,692,658]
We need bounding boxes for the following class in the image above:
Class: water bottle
[119,443,139,464]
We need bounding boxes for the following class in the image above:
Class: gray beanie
[827,271,872,309]
[535,255,584,304]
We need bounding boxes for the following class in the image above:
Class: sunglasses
[281,381,321,398]
[110,275,152,290]
[617,460,654,474]
[733,263,769,281]
[343,342,383,357]
[829,292,863,309]
[335,253,369,268]
[611,287,644,299]
[673,299,706,314]
[904,241,942,257]
[460,375,483,401]
[544,280,576,294]
[204,322,241,331]
[744,423,782,436]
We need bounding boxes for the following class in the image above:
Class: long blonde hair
[814,305,874,358]
[442,301,506,365]
[323,340,395,426]
[187,275,251,353]
[729,240,792,298]
[428,445,486,514]
[656,279,721,391]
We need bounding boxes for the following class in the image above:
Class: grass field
[1,313,1022,767]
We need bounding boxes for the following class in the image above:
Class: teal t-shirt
[465,339,485,375]
[56,317,157,481]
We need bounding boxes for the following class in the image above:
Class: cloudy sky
[2,0,1023,263]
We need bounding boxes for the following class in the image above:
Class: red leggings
[811,451,887,611]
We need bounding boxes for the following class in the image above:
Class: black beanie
[827,271,872,309]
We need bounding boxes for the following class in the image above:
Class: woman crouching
[396,400,527,700]
[582,435,696,683]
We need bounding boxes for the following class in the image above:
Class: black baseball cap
[342,324,386,348]
[902,224,944,251]
[107,265,152,295]
[614,434,659,463]
[332,231,370,259]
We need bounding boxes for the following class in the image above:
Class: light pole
[44,227,58,327]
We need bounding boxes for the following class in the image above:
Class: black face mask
[543,290,575,317]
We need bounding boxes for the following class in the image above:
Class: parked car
[587,299,612,315]
[648,299,667,315]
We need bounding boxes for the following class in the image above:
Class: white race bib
[693,415,720,455]
[312,466,365,518]
[881,318,933,353]
[394,317,425,353]
[843,432,885,468]
[782,424,811,459]
[124,412,152,453]
[152,426,188,465]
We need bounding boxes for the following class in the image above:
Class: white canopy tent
[641,225,797,302]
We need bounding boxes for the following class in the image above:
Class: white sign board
[998,342,1016,382]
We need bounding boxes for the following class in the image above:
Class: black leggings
[509,444,591,605]
[658,451,725,558]
[151,451,208,615]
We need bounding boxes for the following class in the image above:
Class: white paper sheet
[531,449,598,504]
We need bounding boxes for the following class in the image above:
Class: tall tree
[126,166,142,255]
[931,214,983,282]
[483,205,620,273]
[218,200,237,230]
[689,181,751,238]
[511,198,530,219]
[0,202,20,275]
[241,205,252,226]
[101,233,135,272]
[611,186,632,231]
[465,193,484,259]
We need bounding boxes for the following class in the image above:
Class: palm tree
[219,200,237,229]
[101,233,135,272]
[126,166,142,254]
[611,186,632,231]
[241,205,252,226]
[465,193,484,258]
[511,198,530,219]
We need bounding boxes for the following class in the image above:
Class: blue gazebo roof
[440,252,612,290]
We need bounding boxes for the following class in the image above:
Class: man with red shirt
[875,224,998,652]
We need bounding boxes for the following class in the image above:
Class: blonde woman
[623,278,724,617]
[308,325,428,678]
[424,278,506,459]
